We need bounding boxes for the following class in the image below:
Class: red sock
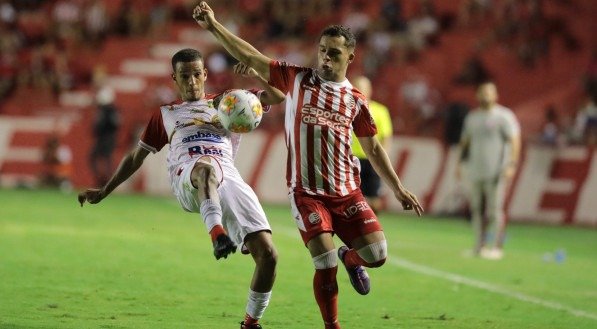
[343,248,367,268]
[243,313,258,325]
[209,225,226,242]
[313,267,340,329]
[343,248,385,268]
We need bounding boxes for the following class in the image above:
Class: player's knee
[312,249,338,270]
[356,240,387,268]
[248,234,278,268]
[257,243,278,268]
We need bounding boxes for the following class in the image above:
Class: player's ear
[172,73,176,82]
[348,52,355,63]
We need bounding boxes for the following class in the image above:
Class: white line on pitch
[387,257,597,321]
[275,226,597,321]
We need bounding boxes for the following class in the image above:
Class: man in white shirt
[457,82,521,260]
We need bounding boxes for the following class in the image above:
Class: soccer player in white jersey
[193,3,423,328]
[457,81,521,260]
[78,48,285,329]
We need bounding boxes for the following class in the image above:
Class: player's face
[477,83,498,107]
[172,60,207,101]
[317,35,354,82]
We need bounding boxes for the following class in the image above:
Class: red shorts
[289,189,382,246]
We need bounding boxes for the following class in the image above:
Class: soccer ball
[217,89,263,133]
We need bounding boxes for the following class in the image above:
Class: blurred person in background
[89,86,120,186]
[78,49,285,329]
[40,133,72,190]
[456,82,520,260]
[350,75,394,214]
[194,3,423,328]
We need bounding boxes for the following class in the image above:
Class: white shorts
[171,156,271,247]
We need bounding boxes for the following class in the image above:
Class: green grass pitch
[0,188,596,328]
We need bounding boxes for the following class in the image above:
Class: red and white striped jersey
[269,60,377,197]
[138,91,263,182]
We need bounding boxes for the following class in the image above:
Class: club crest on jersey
[343,94,355,110]
[308,212,321,225]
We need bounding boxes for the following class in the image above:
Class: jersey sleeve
[352,98,378,137]
[139,109,168,153]
[268,60,308,94]
[504,110,521,137]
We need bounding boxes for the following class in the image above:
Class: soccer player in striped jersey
[194,3,423,328]
[78,49,285,329]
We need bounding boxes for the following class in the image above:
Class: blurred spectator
[570,96,597,146]
[83,0,109,48]
[400,70,440,134]
[0,0,16,28]
[539,105,564,147]
[149,0,171,38]
[454,53,491,85]
[89,86,120,186]
[583,49,597,97]
[407,0,439,56]
[459,0,493,27]
[444,101,470,145]
[380,0,407,32]
[40,133,72,190]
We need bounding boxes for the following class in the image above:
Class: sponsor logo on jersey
[308,212,321,224]
[190,107,208,114]
[343,201,371,217]
[363,218,376,224]
[182,131,223,143]
[300,104,350,132]
[187,145,224,156]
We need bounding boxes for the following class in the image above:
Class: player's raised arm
[78,146,150,206]
[232,62,285,106]
[193,2,272,80]
[358,136,424,216]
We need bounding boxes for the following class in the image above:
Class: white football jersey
[138,91,264,183]
[461,104,520,180]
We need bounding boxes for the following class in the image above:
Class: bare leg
[245,231,278,292]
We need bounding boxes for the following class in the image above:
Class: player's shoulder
[348,85,368,104]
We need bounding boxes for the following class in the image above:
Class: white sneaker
[480,248,503,260]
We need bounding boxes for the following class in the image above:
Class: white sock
[199,199,222,232]
[245,290,271,320]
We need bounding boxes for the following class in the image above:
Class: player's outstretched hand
[78,188,106,207]
[233,62,258,78]
[395,188,424,217]
[193,2,215,29]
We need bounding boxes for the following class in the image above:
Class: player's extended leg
[240,231,278,329]
[190,159,236,260]
[308,233,341,329]
[337,231,386,295]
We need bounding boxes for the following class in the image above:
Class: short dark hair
[171,48,204,71]
[319,25,356,49]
